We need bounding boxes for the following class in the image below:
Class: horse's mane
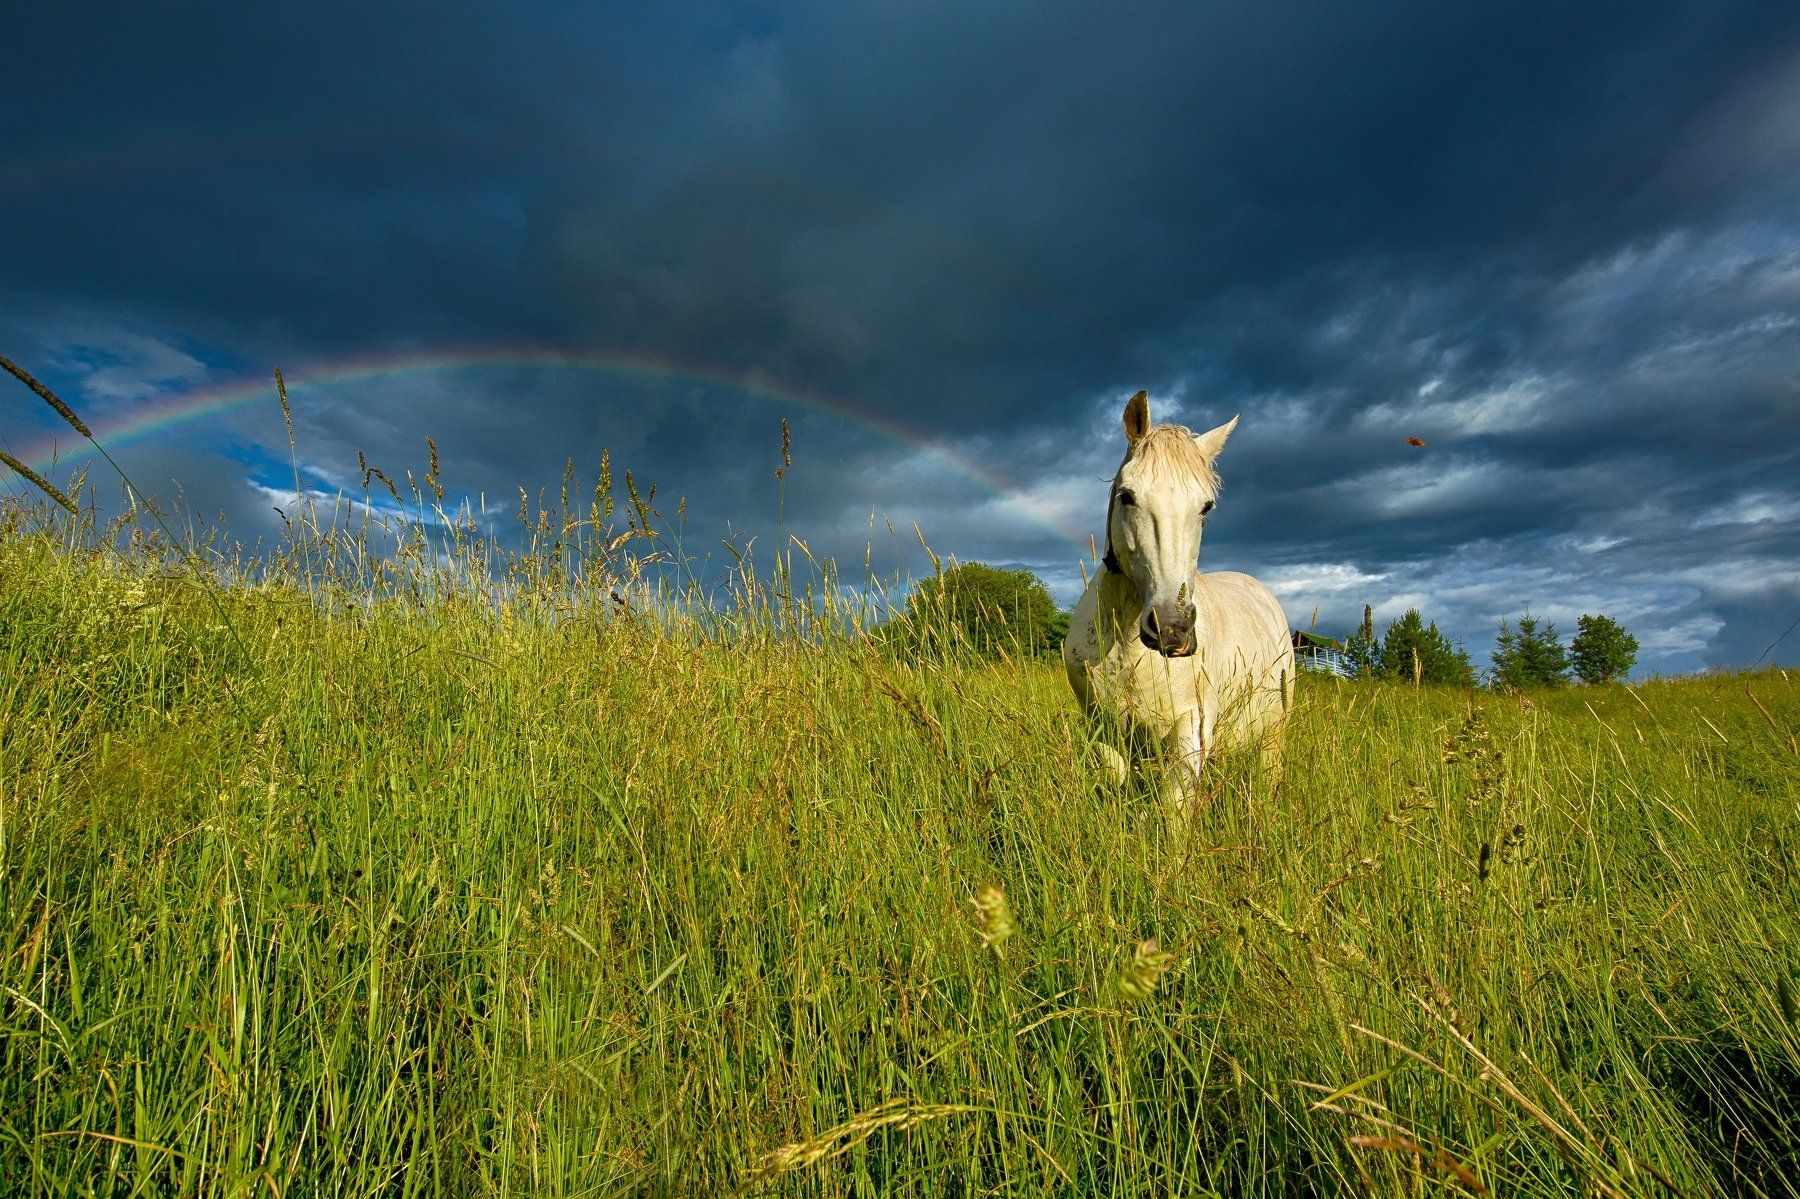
[1119,424,1220,494]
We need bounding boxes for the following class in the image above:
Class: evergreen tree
[1490,612,1570,689]
[1570,613,1638,684]
[1376,609,1474,686]
[1343,603,1378,677]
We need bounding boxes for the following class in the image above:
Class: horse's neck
[1095,571,1143,650]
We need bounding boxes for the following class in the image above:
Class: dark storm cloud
[3,0,1798,672]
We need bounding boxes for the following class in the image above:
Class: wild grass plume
[0,449,79,514]
[1,352,93,437]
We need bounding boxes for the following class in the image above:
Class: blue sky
[3,1,1798,673]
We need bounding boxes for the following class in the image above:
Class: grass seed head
[970,883,1014,957]
[1,353,92,437]
[275,368,293,442]
[368,466,402,504]
[752,1098,978,1179]
[0,451,79,515]
[1111,938,1176,1003]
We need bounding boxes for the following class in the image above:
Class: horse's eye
[1201,500,1215,515]
[1116,489,1136,507]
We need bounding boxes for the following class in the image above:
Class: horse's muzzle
[1139,603,1197,658]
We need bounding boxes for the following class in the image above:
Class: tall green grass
[0,484,1795,1197]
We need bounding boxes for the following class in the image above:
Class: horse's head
[1105,390,1237,658]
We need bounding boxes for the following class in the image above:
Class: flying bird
[1403,437,1426,447]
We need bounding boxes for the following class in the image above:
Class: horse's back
[1194,570,1294,742]
[1196,571,1288,644]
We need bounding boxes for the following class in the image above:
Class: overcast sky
[4,1,1798,674]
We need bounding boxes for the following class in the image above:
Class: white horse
[1064,391,1294,803]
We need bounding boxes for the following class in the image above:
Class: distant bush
[883,561,1067,661]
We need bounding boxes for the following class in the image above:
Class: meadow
[0,485,1796,1197]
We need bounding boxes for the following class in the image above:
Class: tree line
[1341,605,1637,687]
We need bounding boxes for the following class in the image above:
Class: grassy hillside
[1,500,1796,1196]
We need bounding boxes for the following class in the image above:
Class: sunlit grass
[0,490,1795,1197]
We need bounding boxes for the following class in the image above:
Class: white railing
[1296,645,1354,678]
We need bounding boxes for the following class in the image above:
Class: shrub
[889,560,1066,660]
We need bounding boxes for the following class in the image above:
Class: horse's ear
[1193,414,1239,461]
[1123,391,1150,444]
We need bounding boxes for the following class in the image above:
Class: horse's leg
[1075,685,1132,787]
[1095,741,1130,786]
[1163,708,1211,814]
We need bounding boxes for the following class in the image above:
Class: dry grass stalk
[1348,1134,1487,1195]
[0,354,92,437]
[1358,1008,1640,1199]
[0,450,79,514]
[750,1097,980,1179]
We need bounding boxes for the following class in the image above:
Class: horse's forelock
[1120,424,1219,495]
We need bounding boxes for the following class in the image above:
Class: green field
[1,497,1796,1196]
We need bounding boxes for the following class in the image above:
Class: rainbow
[10,346,1090,549]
